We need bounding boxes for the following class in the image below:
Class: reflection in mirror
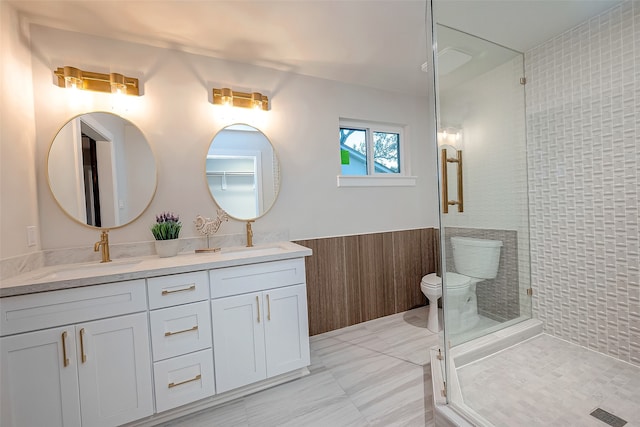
[206,124,280,221]
[47,112,156,228]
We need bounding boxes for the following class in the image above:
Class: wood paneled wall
[294,228,439,336]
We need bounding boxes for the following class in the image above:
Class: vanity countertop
[0,241,312,298]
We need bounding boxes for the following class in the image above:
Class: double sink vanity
[1,98,308,425]
[0,242,312,427]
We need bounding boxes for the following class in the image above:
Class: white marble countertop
[0,241,312,297]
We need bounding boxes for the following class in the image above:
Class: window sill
[337,175,417,187]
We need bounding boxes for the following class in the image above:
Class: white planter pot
[155,239,180,258]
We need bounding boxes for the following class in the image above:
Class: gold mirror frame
[205,123,281,221]
[45,111,158,229]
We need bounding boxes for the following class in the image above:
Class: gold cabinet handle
[61,331,70,367]
[164,325,198,337]
[168,374,201,389]
[162,284,196,295]
[79,328,87,363]
[256,296,260,323]
[266,294,271,321]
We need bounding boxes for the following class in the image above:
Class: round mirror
[205,124,280,220]
[47,112,157,229]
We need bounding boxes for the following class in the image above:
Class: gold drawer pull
[164,325,198,337]
[162,284,196,295]
[168,374,202,389]
[61,331,70,367]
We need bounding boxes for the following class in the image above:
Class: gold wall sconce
[54,66,140,96]
[441,148,463,213]
[212,88,269,111]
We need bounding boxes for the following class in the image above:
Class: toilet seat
[421,272,470,291]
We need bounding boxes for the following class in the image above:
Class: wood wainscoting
[294,228,439,336]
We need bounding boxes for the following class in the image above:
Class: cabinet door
[264,284,311,377]
[76,313,153,426]
[0,327,81,427]
[211,293,266,393]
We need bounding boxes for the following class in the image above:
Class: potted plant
[151,212,182,257]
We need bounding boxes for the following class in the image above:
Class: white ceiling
[8,0,626,95]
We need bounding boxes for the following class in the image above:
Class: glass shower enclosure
[430,6,532,419]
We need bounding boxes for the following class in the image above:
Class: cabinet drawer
[0,280,147,336]
[210,259,306,298]
[147,271,209,309]
[149,301,212,361]
[153,349,215,413]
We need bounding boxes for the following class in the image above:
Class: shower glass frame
[430,0,533,411]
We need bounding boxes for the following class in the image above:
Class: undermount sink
[219,244,289,257]
[33,259,143,281]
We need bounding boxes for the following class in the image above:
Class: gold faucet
[246,220,255,247]
[94,230,111,263]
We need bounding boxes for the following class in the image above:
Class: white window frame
[337,118,416,187]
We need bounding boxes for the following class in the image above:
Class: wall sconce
[212,88,269,111]
[54,66,140,96]
[437,127,462,146]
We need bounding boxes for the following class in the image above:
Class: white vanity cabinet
[147,271,215,413]
[0,243,313,426]
[0,280,153,427]
[210,259,310,393]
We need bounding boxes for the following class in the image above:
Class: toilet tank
[451,236,502,279]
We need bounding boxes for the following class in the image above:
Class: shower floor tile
[456,334,640,427]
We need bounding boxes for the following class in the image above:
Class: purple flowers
[151,212,182,240]
[156,212,180,224]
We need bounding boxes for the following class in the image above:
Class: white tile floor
[456,333,640,427]
[162,307,438,427]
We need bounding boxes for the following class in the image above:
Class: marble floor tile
[164,307,437,426]
[159,399,248,427]
[328,306,439,367]
[456,334,640,427]
[244,370,349,426]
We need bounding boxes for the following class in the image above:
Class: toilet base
[427,307,441,333]
[426,297,441,332]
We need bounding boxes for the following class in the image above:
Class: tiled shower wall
[526,1,640,366]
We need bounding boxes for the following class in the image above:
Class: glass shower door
[435,24,531,349]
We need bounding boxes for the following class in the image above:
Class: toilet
[421,236,502,333]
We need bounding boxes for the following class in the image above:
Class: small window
[339,120,402,176]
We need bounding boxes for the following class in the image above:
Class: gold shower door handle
[441,148,464,213]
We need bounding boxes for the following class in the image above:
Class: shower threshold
[431,318,543,426]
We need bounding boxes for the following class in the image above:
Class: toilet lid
[421,272,469,289]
